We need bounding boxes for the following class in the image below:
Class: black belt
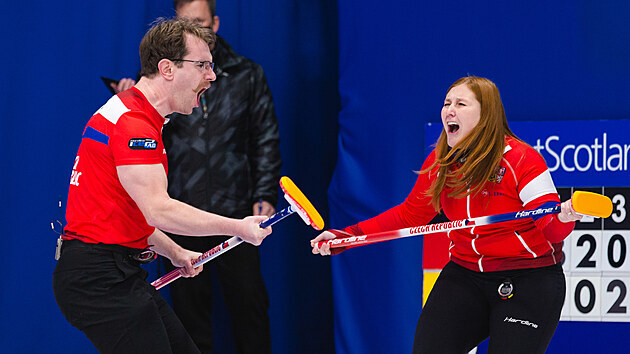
[62,239,157,264]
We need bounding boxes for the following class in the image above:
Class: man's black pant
[413,261,565,354]
[53,240,200,354]
[165,234,271,354]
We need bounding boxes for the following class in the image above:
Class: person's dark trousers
[413,261,565,354]
[165,234,272,354]
[53,239,200,354]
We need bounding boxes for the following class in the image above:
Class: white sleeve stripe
[519,169,557,206]
[94,95,130,124]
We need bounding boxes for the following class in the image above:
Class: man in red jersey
[53,18,271,354]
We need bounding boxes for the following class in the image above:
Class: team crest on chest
[488,166,506,183]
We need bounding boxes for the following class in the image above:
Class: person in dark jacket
[165,1,281,353]
[114,1,281,353]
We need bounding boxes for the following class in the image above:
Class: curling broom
[152,176,323,289]
[317,191,613,254]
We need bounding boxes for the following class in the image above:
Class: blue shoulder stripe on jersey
[83,126,109,145]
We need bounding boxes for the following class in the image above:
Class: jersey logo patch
[488,166,506,183]
[128,138,157,150]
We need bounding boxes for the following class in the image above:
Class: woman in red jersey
[311,76,582,353]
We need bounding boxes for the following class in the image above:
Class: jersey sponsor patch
[128,138,158,150]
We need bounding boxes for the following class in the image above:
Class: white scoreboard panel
[559,187,630,322]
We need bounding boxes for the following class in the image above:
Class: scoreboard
[423,120,630,324]
[559,186,630,322]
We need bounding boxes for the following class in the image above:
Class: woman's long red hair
[421,76,520,211]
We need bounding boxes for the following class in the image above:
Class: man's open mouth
[197,88,207,105]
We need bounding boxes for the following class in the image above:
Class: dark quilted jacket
[163,35,282,218]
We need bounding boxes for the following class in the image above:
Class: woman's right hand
[310,231,337,256]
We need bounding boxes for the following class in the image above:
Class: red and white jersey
[348,137,574,272]
[64,88,168,249]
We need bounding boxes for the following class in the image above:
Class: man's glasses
[171,59,214,71]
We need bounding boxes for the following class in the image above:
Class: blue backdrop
[3,1,630,353]
[0,1,338,353]
[330,1,630,353]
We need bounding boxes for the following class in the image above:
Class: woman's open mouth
[447,122,460,133]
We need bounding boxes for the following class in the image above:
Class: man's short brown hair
[139,17,215,78]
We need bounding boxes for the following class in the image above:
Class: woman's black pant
[413,261,565,354]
